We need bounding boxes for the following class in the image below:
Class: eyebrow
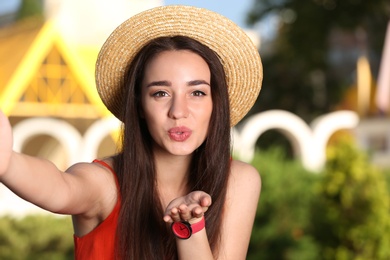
[145,80,210,88]
[145,80,170,88]
[188,80,210,87]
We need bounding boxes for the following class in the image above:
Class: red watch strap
[191,216,205,234]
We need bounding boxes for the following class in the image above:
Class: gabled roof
[0,18,111,118]
[0,17,43,94]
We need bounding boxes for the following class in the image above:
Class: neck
[153,148,193,207]
[155,152,192,188]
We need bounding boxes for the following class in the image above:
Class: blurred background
[0,0,389,259]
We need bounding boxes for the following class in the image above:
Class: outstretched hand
[163,191,212,224]
[0,110,13,176]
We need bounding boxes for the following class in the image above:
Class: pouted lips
[168,127,192,142]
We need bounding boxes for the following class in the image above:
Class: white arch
[80,116,122,161]
[233,110,360,172]
[12,117,82,165]
[310,111,360,169]
[234,110,313,165]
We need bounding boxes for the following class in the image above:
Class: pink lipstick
[168,126,192,142]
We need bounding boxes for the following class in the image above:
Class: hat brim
[96,5,263,126]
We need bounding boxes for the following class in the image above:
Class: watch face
[171,221,192,239]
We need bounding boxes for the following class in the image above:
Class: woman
[0,5,262,260]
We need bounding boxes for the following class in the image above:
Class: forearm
[0,151,68,212]
[176,229,214,260]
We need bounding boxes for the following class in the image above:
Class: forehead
[143,50,210,78]
[147,50,203,64]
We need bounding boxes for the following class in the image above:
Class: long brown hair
[113,36,231,259]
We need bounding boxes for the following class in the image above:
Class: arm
[0,110,115,217]
[218,160,261,259]
[163,160,261,260]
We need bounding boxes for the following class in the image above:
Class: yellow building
[0,17,116,170]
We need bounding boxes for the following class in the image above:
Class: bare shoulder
[65,159,118,216]
[66,158,117,183]
[229,159,261,193]
[66,158,118,236]
[225,159,261,210]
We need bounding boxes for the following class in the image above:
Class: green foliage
[248,147,321,260]
[248,140,390,259]
[310,138,390,259]
[0,214,73,260]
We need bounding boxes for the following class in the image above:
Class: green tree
[246,0,390,121]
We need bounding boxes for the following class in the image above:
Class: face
[141,50,213,156]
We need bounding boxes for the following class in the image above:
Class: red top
[73,159,120,260]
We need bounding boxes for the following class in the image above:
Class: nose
[168,95,189,119]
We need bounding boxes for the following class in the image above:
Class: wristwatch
[171,216,205,239]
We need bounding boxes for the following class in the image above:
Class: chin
[166,145,198,156]
[169,149,195,157]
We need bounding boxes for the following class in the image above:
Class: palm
[164,191,212,223]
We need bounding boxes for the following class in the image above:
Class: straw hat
[96,5,263,126]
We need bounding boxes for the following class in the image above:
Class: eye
[152,91,169,97]
[192,90,206,97]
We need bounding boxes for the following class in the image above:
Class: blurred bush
[0,214,73,259]
[248,138,390,260]
[311,138,390,259]
[248,147,321,260]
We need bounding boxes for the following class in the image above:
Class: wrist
[171,216,205,239]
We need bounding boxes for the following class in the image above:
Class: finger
[200,194,212,207]
[198,196,211,213]
[170,207,181,222]
[178,204,194,221]
[190,206,204,218]
[163,215,173,223]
